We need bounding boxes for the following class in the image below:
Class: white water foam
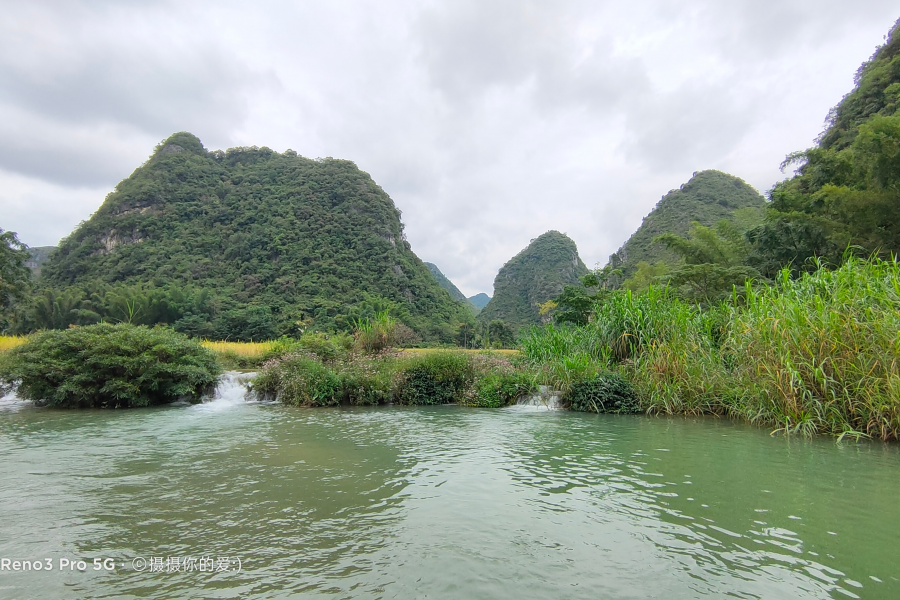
[193,371,258,410]
[514,386,564,410]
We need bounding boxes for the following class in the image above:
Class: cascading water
[197,371,258,408]
[515,385,563,410]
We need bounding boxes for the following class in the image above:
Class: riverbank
[520,257,900,441]
[2,258,897,439]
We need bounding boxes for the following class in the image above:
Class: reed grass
[521,257,900,440]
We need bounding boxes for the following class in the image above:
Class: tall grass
[353,311,397,353]
[725,257,900,439]
[522,257,900,440]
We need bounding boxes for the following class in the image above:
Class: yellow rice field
[201,340,275,357]
[1,336,517,357]
[0,336,27,352]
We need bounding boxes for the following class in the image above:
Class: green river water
[1,381,898,599]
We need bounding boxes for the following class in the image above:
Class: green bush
[353,311,397,353]
[397,352,475,405]
[253,353,343,407]
[468,371,535,408]
[338,353,398,406]
[567,373,640,414]
[0,323,220,408]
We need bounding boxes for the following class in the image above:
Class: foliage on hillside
[425,262,476,312]
[750,19,900,276]
[477,231,588,333]
[0,229,32,331]
[24,246,55,278]
[607,170,765,282]
[467,293,490,310]
[35,133,471,341]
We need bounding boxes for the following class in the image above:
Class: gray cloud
[0,1,277,185]
[0,0,897,295]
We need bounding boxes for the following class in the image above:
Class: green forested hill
[425,262,476,313]
[468,293,490,310]
[750,18,900,276]
[477,231,588,333]
[40,132,470,340]
[607,170,765,280]
[25,246,56,277]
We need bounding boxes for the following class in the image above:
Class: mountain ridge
[477,231,588,332]
[40,132,471,340]
[606,170,766,282]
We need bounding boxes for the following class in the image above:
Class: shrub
[253,353,342,407]
[567,373,640,414]
[354,311,397,353]
[0,323,220,408]
[338,352,398,406]
[397,352,475,405]
[468,371,535,408]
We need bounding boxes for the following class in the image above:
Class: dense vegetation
[253,346,535,408]
[467,293,491,310]
[0,229,31,332]
[26,133,470,341]
[477,231,588,333]
[0,323,220,408]
[425,262,477,312]
[606,170,765,284]
[523,256,900,440]
[749,18,900,276]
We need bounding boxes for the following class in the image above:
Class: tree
[550,272,606,326]
[655,220,759,303]
[623,261,669,293]
[0,229,32,330]
[456,322,476,348]
[487,320,515,349]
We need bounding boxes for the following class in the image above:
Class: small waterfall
[198,371,258,408]
[515,386,564,410]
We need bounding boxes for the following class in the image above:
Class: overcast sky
[1,1,897,295]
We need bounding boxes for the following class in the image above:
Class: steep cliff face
[477,231,588,332]
[42,132,468,338]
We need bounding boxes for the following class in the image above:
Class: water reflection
[1,401,897,599]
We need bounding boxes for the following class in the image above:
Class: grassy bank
[253,348,534,408]
[521,257,900,440]
[5,257,894,440]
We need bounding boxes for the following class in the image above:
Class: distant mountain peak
[607,170,765,281]
[477,231,587,332]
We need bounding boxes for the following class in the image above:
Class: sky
[1,1,897,296]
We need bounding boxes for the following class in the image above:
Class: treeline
[0,249,519,347]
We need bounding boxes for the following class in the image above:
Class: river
[1,377,898,599]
